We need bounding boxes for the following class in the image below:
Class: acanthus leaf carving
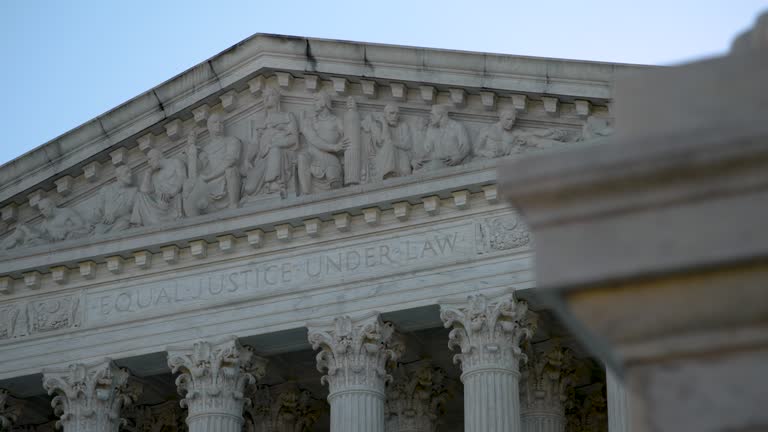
[122,400,187,432]
[307,313,402,395]
[566,383,608,432]
[166,337,267,420]
[520,339,577,417]
[384,361,455,432]
[440,293,536,374]
[243,383,326,432]
[41,359,138,432]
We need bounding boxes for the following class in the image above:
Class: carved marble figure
[363,103,413,182]
[1,198,89,250]
[130,149,186,226]
[474,110,522,158]
[91,165,137,235]
[241,86,299,200]
[578,115,615,141]
[298,92,347,194]
[413,104,470,171]
[475,109,569,158]
[183,113,242,215]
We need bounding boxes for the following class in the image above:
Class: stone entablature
[0,205,534,379]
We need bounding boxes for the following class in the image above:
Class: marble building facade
[0,34,645,431]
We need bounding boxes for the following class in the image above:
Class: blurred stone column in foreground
[499,11,768,432]
[606,368,629,432]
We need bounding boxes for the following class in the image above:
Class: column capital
[567,384,608,432]
[520,340,577,416]
[0,389,22,430]
[440,293,536,375]
[385,361,455,432]
[245,383,325,432]
[307,312,402,396]
[42,359,138,432]
[167,336,267,421]
[123,400,186,432]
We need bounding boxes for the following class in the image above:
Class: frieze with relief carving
[476,213,531,253]
[0,295,80,340]
[0,81,613,252]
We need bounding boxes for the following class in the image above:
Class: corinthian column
[42,359,138,432]
[167,336,267,432]
[307,312,401,432]
[519,341,575,432]
[440,293,535,432]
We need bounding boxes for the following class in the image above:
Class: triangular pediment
[0,34,645,282]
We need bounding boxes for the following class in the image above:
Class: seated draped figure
[241,86,299,200]
[183,112,242,216]
[298,92,347,194]
[91,165,137,235]
[363,103,413,182]
[1,197,89,250]
[130,148,186,226]
[474,109,569,158]
[412,104,470,171]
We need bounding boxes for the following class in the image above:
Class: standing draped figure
[298,92,346,194]
[241,86,299,200]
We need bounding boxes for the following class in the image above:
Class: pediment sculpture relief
[0,84,613,251]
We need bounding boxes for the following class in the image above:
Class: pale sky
[0,0,765,165]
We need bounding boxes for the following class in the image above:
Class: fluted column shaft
[464,367,521,431]
[167,336,267,432]
[607,368,630,432]
[42,359,136,432]
[441,293,535,432]
[330,388,385,432]
[521,413,565,432]
[308,312,401,432]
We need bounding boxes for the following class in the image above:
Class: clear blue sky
[1,0,765,166]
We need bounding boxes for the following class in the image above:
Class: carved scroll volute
[440,293,536,374]
[42,360,137,431]
[167,337,267,419]
[307,313,402,395]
